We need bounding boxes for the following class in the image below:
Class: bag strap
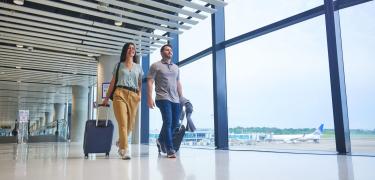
[109,62,120,101]
[114,62,120,88]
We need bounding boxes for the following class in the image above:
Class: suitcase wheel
[84,154,88,159]
[105,152,110,157]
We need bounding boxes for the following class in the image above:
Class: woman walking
[103,42,143,160]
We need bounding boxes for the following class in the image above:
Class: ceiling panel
[0,0,227,127]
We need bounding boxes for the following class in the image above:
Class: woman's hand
[102,98,109,106]
[138,93,142,100]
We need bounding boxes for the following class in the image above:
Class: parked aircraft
[264,124,324,143]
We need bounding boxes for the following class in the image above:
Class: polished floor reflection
[0,143,374,180]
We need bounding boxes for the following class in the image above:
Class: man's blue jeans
[156,100,181,152]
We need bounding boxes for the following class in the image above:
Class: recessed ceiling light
[115,20,123,26]
[115,14,123,26]
[97,2,109,11]
[16,44,23,48]
[13,0,24,6]
[27,47,34,52]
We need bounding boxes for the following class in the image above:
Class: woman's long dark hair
[120,42,137,63]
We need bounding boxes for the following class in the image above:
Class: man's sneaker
[167,153,176,158]
[167,149,176,158]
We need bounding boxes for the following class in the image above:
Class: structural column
[71,85,89,142]
[168,32,179,64]
[324,0,351,154]
[45,112,52,127]
[48,104,54,124]
[39,116,45,131]
[140,54,150,144]
[45,112,51,134]
[211,5,229,149]
[131,55,141,144]
[98,55,119,144]
[54,103,65,136]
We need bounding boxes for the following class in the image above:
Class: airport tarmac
[228,138,375,155]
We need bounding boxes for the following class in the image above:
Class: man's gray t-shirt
[147,60,180,103]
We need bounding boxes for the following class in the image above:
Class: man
[147,44,183,158]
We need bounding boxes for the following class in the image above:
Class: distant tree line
[228,126,375,135]
[229,127,315,134]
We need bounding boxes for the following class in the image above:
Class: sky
[147,0,375,130]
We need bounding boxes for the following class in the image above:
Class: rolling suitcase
[172,124,186,152]
[83,104,114,159]
[158,120,186,153]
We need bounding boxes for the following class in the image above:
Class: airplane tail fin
[313,124,324,135]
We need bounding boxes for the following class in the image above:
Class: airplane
[264,124,324,143]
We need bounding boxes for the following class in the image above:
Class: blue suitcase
[83,105,114,159]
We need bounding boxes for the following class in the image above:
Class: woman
[103,42,143,160]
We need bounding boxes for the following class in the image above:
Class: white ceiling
[0,0,227,128]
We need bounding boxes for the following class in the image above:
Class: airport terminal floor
[0,143,374,180]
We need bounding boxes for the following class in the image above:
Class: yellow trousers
[113,88,140,150]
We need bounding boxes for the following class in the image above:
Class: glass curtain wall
[225,0,323,39]
[149,14,214,148]
[225,13,336,152]
[148,50,162,146]
[340,1,375,155]
[146,0,375,154]
[179,56,214,148]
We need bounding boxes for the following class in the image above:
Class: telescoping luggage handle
[97,103,110,127]
[177,110,186,131]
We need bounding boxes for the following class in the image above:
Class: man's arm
[177,80,183,98]
[147,78,155,108]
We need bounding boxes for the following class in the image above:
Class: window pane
[148,54,214,149]
[179,15,212,60]
[226,15,335,152]
[149,51,163,144]
[225,0,323,40]
[180,55,214,148]
[340,1,375,155]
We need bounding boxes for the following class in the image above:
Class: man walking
[147,44,183,158]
